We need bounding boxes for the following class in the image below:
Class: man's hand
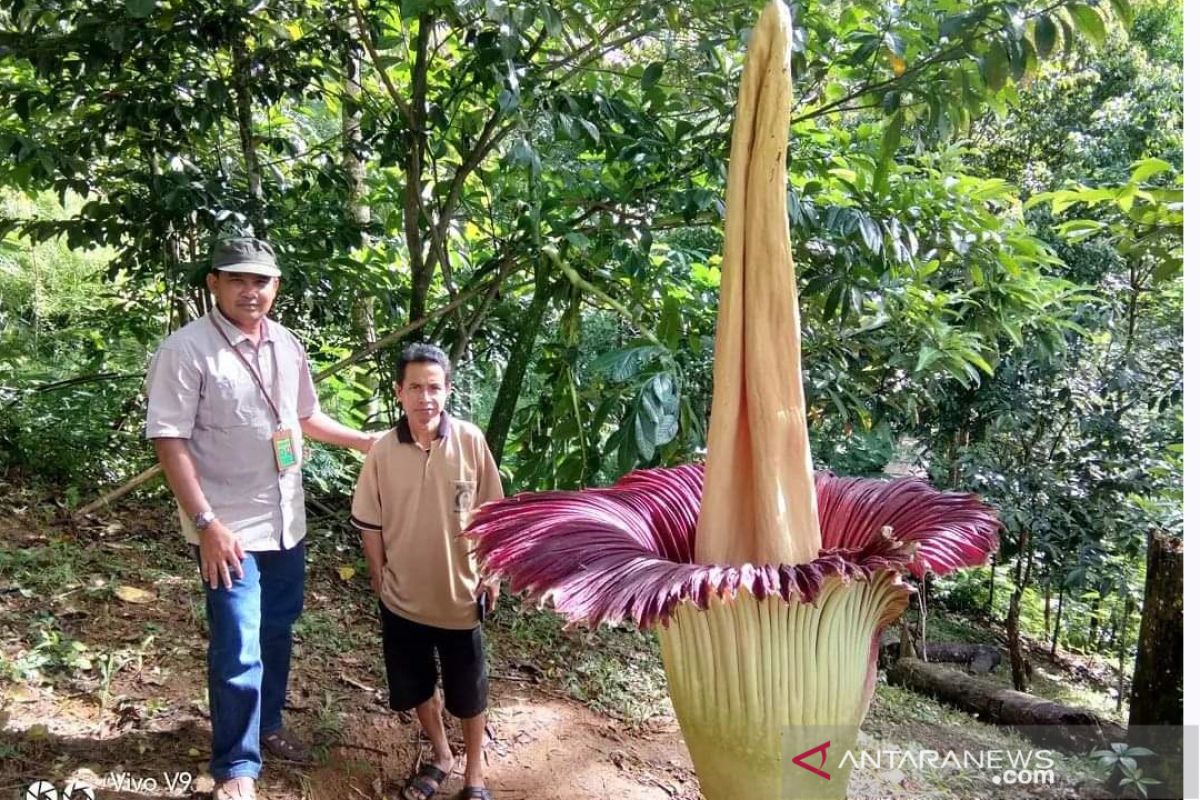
[369,568,383,597]
[301,412,387,454]
[474,577,499,614]
[198,521,245,590]
[359,430,387,454]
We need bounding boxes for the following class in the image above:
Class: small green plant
[310,689,344,765]
[96,651,131,708]
[32,620,91,674]
[1092,743,1161,799]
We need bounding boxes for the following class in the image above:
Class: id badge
[272,427,299,471]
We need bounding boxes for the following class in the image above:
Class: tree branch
[347,0,414,128]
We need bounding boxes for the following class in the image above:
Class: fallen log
[881,638,1002,673]
[889,657,1126,753]
[923,643,1002,673]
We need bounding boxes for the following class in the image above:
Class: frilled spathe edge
[465,464,999,629]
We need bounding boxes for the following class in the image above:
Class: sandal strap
[417,764,447,783]
[262,730,308,758]
[404,764,448,800]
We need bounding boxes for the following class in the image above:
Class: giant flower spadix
[467,3,999,798]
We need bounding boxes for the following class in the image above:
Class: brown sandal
[261,728,312,762]
[402,764,448,800]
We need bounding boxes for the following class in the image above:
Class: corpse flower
[467,3,999,798]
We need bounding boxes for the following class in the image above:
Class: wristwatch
[193,510,217,531]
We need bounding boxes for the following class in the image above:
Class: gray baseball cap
[211,237,281,277]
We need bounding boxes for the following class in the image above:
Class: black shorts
[379,602,488,718]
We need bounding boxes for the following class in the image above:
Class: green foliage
[0,0,1180,680]
[810,420,896,477]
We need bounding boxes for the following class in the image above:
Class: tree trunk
[484,258,552,464]
[1124,533,1184,800]
[1006,588,1030,692]
[986,554,996,623]
[342,14,382,423]
[1043,582,1052,637]
[1128,533,1183,726]
[230,32,265,235]
[1006,531,1033,692]
[1050,577,1065,657]
[404,16,433,325]
[1087,595,1102,650]
[889,658,1126,753]
[1115,591,1135,714]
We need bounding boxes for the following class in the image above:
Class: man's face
[395,361,450,426]
[206,271,279,331]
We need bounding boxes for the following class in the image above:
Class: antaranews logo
[792,740,833,781]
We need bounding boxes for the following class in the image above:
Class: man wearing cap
[145,238,382,800]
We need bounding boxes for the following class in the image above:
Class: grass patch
[488,594,671,724]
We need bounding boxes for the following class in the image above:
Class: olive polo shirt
[350,413,504,630]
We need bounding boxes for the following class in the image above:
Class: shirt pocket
[452,479,477,528]
[199,373,260,429]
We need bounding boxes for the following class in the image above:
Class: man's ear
[205,272,218,293]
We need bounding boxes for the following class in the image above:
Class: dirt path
[3,683,696,800]
[0,506,699,800]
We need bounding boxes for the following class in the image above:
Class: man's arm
[153,438,244,590]
[301,411,382,454]
[359,530,386,596]
[349,445,386,596]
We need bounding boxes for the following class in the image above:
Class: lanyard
[209,314,282,426]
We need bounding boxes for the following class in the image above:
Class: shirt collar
[396,411,452,444]
[211,307,274,345]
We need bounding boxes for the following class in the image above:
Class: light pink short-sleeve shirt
[145,310,319,550]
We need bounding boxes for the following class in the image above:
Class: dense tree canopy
[0,0,1181,702]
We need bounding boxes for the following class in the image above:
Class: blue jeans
[198,541,306,781]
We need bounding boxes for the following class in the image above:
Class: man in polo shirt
[351,343,503,800]
[146,237,383,800]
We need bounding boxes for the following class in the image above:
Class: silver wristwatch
[193,510,217,531]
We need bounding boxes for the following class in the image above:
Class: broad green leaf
[1007,36,1029,83]
[540,3,563,36]
[1151,257,1181,284]
[1000,320,1024,347]
[1034,15,1058,58]
[916,345,940,372]
[592,345,663,382]
[126,0,155,17]
[1067,4,1106,48]
[1059,12,1075,55]
[858,215,883,254]
[1109,0,1133,30]
[641,62,664,91]
[960,349,995,376]
[981,41,1008,92]
[1056,219,1105,239]
[1131,157,1172,183]
[873,113,903,195]
[575,118,600,145]
[828,167,859,188]
[400,0,432,18]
